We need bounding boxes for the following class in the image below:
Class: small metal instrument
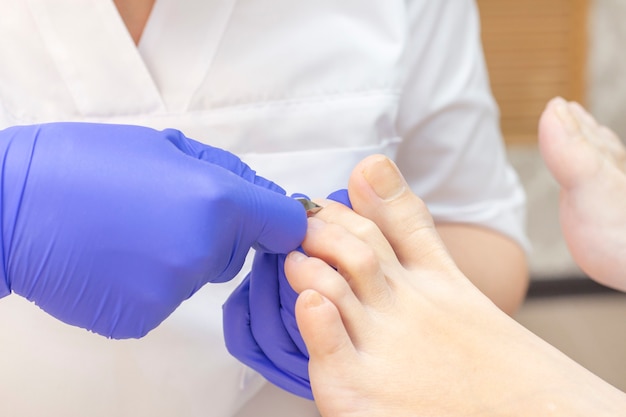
[296,198,323,217]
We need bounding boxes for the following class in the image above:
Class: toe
[295,290,356,361]
[539,97,602,188]
[346,155,456,272]
[298,217,394,309]
[284,250,370,339]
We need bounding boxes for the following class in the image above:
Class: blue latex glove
[223,190,351,400]
[0,122,306,339]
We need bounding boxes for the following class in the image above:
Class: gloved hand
[0,122,306,339]
[223,190,351,400]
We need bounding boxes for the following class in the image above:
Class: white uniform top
[0,1,528,416]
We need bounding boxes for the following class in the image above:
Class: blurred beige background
[478,0,626,392]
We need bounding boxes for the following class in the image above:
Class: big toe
[538,97,603,189]
[347,155,456,271]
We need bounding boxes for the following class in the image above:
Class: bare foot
[539,97,626,291]
[284,155,626,417]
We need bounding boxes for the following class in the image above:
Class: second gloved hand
[223,190,351,400]
[0,123,306,339]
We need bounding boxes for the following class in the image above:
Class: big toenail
[363,156,406,201]
[554,99,581,136]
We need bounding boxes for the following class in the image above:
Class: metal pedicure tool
[296,198,323,217]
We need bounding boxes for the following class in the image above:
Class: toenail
[554,99,581,136]
[303,290,326,308]
[363,156,406,201]
[288,250,308,263]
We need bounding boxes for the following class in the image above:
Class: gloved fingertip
[255,194,308,254]
[326,189,352,208]
[290,192,310,200]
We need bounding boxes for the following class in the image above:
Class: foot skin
[539,97,626,291]
[284,155,626,417]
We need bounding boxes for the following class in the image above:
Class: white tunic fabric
[0,1,528,416]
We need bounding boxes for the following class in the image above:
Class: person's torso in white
[0,1,527,416]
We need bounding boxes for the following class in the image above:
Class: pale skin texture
[284,151,626,417]
[113,0,529,314]
[436,223,527,314]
